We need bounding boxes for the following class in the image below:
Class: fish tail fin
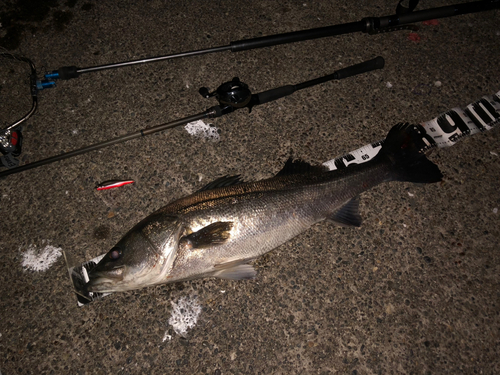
[380,123,442,183]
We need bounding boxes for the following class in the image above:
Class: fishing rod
[41,0,499,83]
[0,57,385,178]
[0,1,498,159]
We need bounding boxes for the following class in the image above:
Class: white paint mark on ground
[407,191,415,197]
[167,296,202,337]
[21,244,62,272]
[490,151,498,156]
[185,120,220,142]
[162,333,172,342]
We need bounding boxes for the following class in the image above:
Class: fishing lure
[96,180,134,191]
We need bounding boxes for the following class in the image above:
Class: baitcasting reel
[199,77,252,109]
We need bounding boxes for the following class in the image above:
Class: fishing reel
[0,51,38,168]
[199,77,252,109]
[0,127,23,169]
[0,128,23,157]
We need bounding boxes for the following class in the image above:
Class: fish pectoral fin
[181,221,233,249]
[328,196,362,227]
[212,262,257,280]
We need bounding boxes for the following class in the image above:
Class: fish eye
[108,247,122,260]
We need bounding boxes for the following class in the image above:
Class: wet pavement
[0,0,499,374]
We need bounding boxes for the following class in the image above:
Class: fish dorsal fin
[213,260,257,280]
[275,157,328,177]
[329,197,362,227]
[180,222,233,249]
[197,175,244,192]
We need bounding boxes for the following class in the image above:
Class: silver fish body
[86,123,442,293]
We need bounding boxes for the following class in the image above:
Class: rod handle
[254,85,296,105]
[333,56,385,80]
[230,22,364,52]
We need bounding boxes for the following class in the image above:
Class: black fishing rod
[0,57,384,178]
[42,0,499,82]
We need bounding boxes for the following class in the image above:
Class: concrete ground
[1,0,499,374]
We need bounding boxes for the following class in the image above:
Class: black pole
[77,46,231,75]
[49,0,499,81]
[251,57,385,106]
[231,0,500,52]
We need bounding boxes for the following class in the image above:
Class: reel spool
[199,77,252,108]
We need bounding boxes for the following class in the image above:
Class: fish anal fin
[329,197,362,227]
[213,263,257,280]
[181,222,233,249]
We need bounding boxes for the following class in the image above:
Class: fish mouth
[85,277,117,293]
[85,268,125,293]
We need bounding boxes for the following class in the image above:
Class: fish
[85,123,443,293]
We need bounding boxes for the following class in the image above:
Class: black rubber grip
[57,66,80,80]
[333,56,385,80]
[230,21,364,52]
[255,85,296,105]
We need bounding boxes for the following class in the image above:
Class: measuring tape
[323,90,500,171]
[70,90,500,305]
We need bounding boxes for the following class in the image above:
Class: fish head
[86,214,181,293]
